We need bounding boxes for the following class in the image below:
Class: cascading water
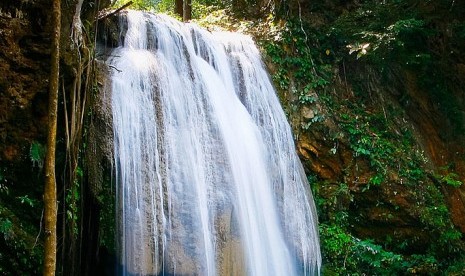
[108,10,321,276]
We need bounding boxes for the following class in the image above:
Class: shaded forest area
[0,0,464,274]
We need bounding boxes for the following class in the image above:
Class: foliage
[112,0,160,11]
[2,0,456,274]
[312,174,462,275]
[418,69,465,135]
[0,206,43,274]
[16,195,38,208]
[0,148,44,274]
[258,16,333,133]
[98,173,117,252]
[337,105,430,190]
[191,1,222,19]
[112,0,224,19]
[66,166,82,237]
[434,166,463,188]
[252,2,465,271]
[441,173,463,188]
[311,108,464,270]
[262,19,332,91]
[0,168,7,195]
[0,217,13,239]
[30,141,46,169]
[319,222,444,275]
[327,0,464,134]
[330,1,431,65]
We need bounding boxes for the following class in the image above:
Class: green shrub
[29,141,45,169]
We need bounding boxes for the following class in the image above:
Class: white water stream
[109,10,321,276]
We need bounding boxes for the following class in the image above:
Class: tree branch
[98,1,133,21]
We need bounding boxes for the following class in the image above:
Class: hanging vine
[60,0,102,274]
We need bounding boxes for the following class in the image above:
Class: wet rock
[87,60,114,197]
[216,208,247,276]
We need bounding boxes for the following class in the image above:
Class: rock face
[0,0,112,274]
[0,0,53,273]
[87,61,114,198]
[0,0,51,167]
[400,71,465,234]
[256,2,465,269]
[289,60,465,255]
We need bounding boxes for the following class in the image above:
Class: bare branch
[98,1,133,21]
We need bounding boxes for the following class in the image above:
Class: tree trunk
[175,0,183,19]
[43,0,61,274]
[183,0,192,21]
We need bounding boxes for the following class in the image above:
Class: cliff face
[0,0,109,274]
[260,0,465,273]
[0,0,53,273]
[0,0,50,175]
[295,61,465,250]
[1,0,464,274]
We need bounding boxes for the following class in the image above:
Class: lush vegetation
[253,1,465,274]
[1,0,464,274]
[0,141,45,274]
[112,0,225,19]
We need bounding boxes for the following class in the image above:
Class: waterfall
[108,10,321,276]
